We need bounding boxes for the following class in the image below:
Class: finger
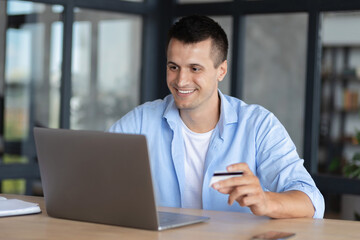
[230,195,245,206]
[214,175,257,189]
[236,194,260,207]
[228,185,258,205]
[227,163,252,175]
[241,195,268,216]
[215,186,233,194]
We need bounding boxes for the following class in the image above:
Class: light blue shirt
[109,91,325,218]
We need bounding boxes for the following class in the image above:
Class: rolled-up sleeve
[285,181,325,218]
[255,112,325,218]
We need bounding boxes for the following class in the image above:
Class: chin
[173,101,190,110]
[171,92,197,110]
[176,103,197,111]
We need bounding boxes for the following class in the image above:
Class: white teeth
[178,89,194,94]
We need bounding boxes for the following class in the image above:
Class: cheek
[166,71,177,87]
[191,76,203,86]
[195,73,218,87]
[166,71,174,82]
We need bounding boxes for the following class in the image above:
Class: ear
[217,60,228,82]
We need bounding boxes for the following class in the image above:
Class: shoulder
[140,95,172,110]
[128,95,173,118]
[220,93,285,142]
[224,96,291,146]
[222,94,274,123]
[109,95,173,133]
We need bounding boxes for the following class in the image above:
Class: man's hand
[212,163,315,218]
[212,163,270,216]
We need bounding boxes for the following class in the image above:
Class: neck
[180,96,221,133]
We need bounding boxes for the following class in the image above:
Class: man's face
[166,38,227,113]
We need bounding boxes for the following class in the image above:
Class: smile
[177,89,195,94]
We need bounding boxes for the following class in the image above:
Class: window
[243,13,308,157]
[71,9,142,131]
[1,0,63,194]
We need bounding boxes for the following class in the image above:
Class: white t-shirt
[181,120,214,209]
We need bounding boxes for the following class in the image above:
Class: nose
[176,69,189,87]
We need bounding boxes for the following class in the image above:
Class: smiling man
[109,15,324,218]
[167,37,226,133]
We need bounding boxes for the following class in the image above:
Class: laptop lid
[34,127,209,231]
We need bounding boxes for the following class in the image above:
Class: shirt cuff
[285,182,325,219]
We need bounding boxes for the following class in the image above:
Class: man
[109,15,324,218]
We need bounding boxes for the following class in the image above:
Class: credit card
[209,171,243,187]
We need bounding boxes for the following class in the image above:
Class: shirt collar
[163,90,238,133]
[163,95,180,130]
[218,90,238,138]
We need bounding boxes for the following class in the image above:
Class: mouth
[177,89,195,94]
[174,88,196,97]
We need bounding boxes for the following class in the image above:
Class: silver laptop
[33,127,209,231]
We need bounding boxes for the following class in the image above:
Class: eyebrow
[189,63,204,68]
[167,61,204,68]
[167,61,178,66]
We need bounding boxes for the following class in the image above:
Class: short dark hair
[167,15,228,68]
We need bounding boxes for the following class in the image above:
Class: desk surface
[1,194,360,240]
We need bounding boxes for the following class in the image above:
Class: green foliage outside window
[1,155,28,194]
[343,131,360,179]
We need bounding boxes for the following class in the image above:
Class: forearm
[264,190,315,218]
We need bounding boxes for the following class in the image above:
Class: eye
[168,65,179,71]
[191,66,202,72]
